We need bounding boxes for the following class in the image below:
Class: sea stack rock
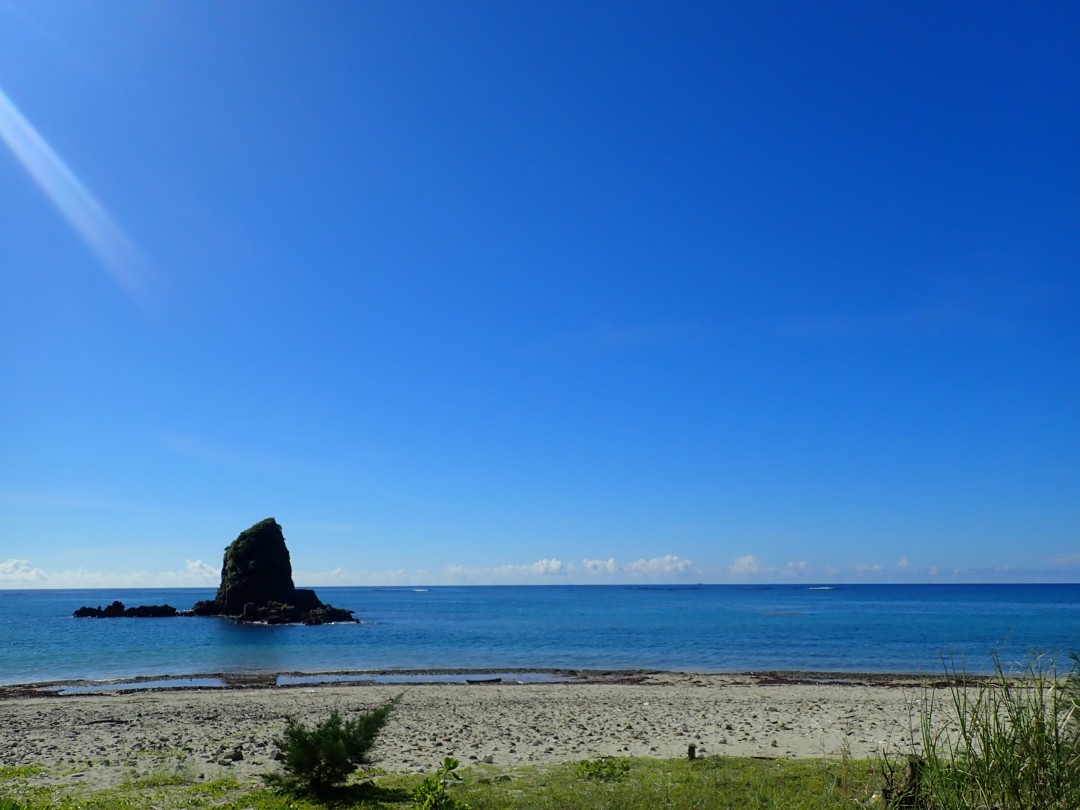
[191,518,356,625]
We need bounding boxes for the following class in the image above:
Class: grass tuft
[575,757,632,781]
[897,653,1080,809]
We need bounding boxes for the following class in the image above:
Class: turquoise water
[1,584,1078,685]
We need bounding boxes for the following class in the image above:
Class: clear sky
[1,1,1077,588]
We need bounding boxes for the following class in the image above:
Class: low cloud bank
[0,558,220,589]
[440,554,696,584]
[0,553,697,588]
[5,550,1075,589]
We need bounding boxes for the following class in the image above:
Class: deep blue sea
[2,584,1078,686]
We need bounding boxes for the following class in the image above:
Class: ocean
[1,584,1078,686]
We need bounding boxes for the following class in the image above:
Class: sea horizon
[5,580,1079,591]
[3,583,1078,687]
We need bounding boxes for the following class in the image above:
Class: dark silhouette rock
[125,604,178,618]
[73,601,178,618]
[74,519,355,624]
[73,603,116,618]
[191,518,356,624]
[219,518,296,613]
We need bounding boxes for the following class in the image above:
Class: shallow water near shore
[2,583,1078,685]
[51,670,566,694]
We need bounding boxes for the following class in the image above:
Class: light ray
[0,86,151,306]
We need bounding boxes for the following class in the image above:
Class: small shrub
[266,695,399,797]
[0,799,27,810]
[576,756,632,780]
[413,756,469,809]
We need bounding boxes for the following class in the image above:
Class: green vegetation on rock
[191,518,355,623]
[195,518,298,615]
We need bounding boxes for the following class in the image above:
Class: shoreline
[1,670,959,792]
[0,666,974,698]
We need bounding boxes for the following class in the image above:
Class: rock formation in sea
[190,517,356,624]
[73,601,178,618]
[73,518,356,625]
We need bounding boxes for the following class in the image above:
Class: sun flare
[0,86,150,306]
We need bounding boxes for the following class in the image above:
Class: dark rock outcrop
[73,601,178,618]
[73,518,356,624]
[125,603,180,618]
[191,518,356,624]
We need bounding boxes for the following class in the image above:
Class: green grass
[0,755,880,809]
[0,768,45,781]
[459,756,880,809]
[575,756,632,781]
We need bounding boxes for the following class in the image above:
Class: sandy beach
[0,671,954,791]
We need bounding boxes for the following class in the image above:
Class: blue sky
[1,1,1077,588]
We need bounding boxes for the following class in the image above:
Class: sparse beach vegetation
[1,755,879,809]
[3,656,1078,809]
[886,654,1080,809]
[411,756,469,809]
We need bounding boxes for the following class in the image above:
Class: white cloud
[442,558,569,584]
[4,553,697,589]
[437,554,695,583]
[57,568,151,588]
[0,558,47,583]
[187,559,217,578]
[153,559,220,587]
[854,563,884,575]
[624,555,694,575]
[729,554,768,576]
[0,559,219,589]
[784,560,811,577]
[898,556,909,569]
[530,558,565,575]
[582,557,617,574]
